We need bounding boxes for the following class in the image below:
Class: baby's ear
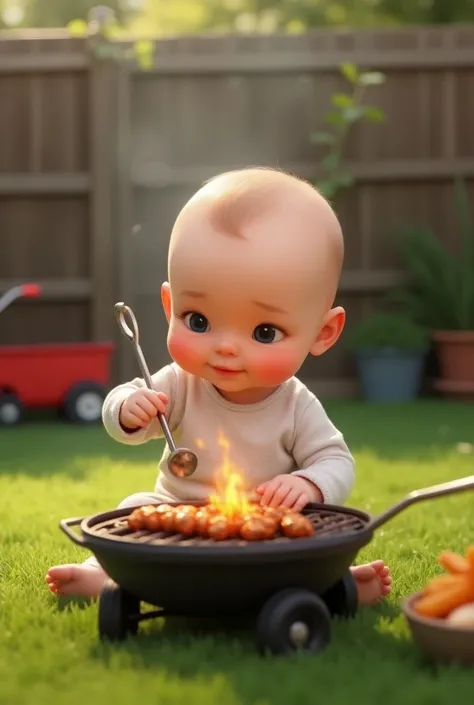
[310,306,345,357]
[161,282,172,323]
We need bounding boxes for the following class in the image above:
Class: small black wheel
[256,588,331,656]
[62,382,106,424]
[0,393,24,426]
[321,571,358,619]
[98,580,140,641]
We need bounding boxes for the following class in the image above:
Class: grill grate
[90,508,368,548]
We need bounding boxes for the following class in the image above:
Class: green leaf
[342,106,366,123]
[309,131,335,145]
[331,93,354,109]
[363,106,385,122]
[396,225,462,329]
[67,19,88,37]
[134,39,155,55]
[321,153,339,171]
[345,312,429,351]
[324,111,345,126]
[359,71,385,86]
[104,24,122,40]
[134,40,155,71]
[340,62,359,84]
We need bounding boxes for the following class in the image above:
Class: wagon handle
[59,517,87,547]
[368,475,474,532]
[0,282,41,315]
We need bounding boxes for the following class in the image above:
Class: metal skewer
[114,302,198,478]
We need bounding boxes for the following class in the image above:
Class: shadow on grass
[84,600,425,699]
[0,419,165,479]
[1,401,472,479]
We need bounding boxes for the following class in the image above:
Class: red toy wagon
[0,283,115,426]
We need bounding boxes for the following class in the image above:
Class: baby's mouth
[210,365,244,376]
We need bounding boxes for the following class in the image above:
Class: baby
[46,167,391,604]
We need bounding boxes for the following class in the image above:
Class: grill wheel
[96,570,357,654]
[98,580,140,641]
[257,588,332,655]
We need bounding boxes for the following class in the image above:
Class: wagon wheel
[98,580,140,641]
[0,393,24,426]
[321,571,358,619]
[256,589,331,656]
[62,382,106,424]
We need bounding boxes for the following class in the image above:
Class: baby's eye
[184,312,210,333]
[253,324,285,344]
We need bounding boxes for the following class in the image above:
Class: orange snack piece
[415,575,474,619]
[423,573,465,595]
[438,550,469,574]
[466,546,474,573]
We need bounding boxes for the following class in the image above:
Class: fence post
[87,7,121,381]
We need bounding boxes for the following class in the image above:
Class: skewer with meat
[280,512,314,538]
[128,505,157,531]
[127,503,313,540]
[174,505,198,536]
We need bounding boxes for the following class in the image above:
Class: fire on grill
[128,431,313,541]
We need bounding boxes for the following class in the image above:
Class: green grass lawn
[1,401,474,705]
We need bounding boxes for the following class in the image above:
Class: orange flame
[209,431,251,517]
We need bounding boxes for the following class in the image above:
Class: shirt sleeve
[101,364,178,446]
[291,397,355,506]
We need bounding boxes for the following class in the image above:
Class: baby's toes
[381,584,392,595]
[379,565,391,578]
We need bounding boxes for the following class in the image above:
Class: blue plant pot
[355,348,427,403]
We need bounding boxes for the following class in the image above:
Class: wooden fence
[1,25,474,396]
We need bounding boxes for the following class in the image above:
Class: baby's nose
[215,336,239,356]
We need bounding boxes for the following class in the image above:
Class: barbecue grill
[60,475,474,655]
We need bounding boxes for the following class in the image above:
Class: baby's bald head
[162,169,347,387]
[169,168,344,307]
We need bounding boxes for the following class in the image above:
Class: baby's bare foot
[351,559,392,606]
[45,563,108,599]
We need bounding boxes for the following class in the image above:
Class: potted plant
[345,312,429,403]
[394,179,474,400]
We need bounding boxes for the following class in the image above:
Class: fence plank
[131,159,474,189]
[0,52,88,74]
[132,48,474,75]
[0,173,89,194]
[89,55,119,344]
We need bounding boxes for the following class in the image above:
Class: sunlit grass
[1,401,473,705]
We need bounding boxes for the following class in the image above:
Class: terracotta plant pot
[432,330,474,400]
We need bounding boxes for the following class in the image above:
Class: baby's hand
[120,388,168,430]
[255,475,323,512]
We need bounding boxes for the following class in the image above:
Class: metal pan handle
[59,517,87,547]
[368,475,474,532]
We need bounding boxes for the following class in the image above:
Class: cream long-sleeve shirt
[102,363,355,506]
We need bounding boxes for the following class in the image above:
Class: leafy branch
[311,62,386,200]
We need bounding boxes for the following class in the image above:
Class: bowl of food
[401,547,474,665]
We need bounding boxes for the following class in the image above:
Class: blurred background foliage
[2,0,474,34]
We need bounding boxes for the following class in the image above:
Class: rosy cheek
[253,348,300,385]
[168,327,202,372]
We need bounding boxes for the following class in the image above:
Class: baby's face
[164,208,337,398]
